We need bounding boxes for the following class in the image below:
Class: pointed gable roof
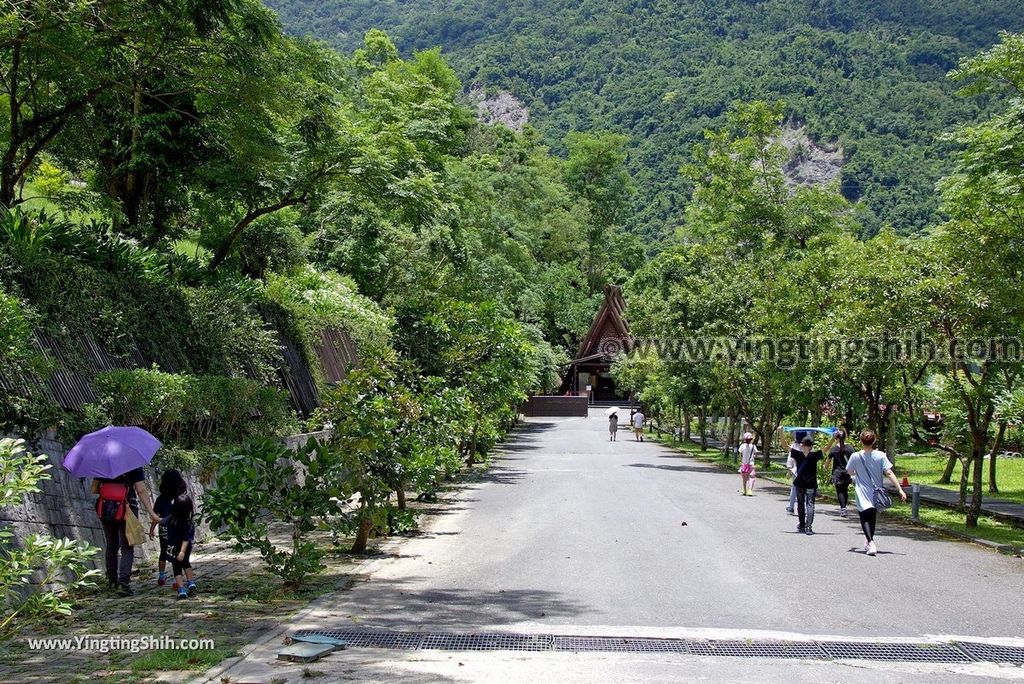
[573,284,631,363]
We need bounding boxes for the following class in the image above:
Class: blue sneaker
[186,581,197,596]
[177,588,188,600]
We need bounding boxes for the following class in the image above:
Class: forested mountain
[265,0,1024,239]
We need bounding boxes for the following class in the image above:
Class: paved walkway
[204,412,1024,683]
[2,531,358,684]
[687,433,1024,526]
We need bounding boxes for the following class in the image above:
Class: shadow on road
[493,421,560,454]
[623,462,722,474]
[471,462,528,486]
[320,579,588,630]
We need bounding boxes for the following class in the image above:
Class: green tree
[917,31,1024,526]
[564,131,636,291]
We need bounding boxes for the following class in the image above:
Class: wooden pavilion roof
[571,284,631,364]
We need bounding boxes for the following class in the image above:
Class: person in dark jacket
[162,494,198,599]
[150,469,187,586]
[789,433,837,535]
[824,430,854,517]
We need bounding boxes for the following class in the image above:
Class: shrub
[316,364,474,548]
[0,289,57,435]
[88,368,293,446]
[0,438,99,636]
[265,268,392,356]
[0,209,282,387]
[203,438,348,587]
[316,364,411,553]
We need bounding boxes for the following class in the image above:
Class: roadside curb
[901,517,1023,557]
[657,439,1024,559]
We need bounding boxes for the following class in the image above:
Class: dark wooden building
[559,284,631,402]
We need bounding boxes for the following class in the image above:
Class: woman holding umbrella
[606,407,620,441]
[64,427,163,596]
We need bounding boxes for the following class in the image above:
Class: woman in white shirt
[738,432,758,496]
[847,430,907,556]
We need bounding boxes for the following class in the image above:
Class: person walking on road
[785,450,798,515]
[632,409,646,442]
[848,430,907,556]
[789,434,836,535]
[738,432,757,496]
[824,429,854,517]
[608,411,619,441]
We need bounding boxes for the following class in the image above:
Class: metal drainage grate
[688,639,826,659]
[421,632,553,652]
[958,641,1024,665]
[819,641,973,663]
[554,636,689,653]
[294,629,1024,665]
[299,629,423,650]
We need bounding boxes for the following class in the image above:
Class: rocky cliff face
[469,86,529,132]
[778,124,844,190]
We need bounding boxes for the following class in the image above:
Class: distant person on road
[785,447,798,515]
[847,430,907,556]
[824,430,854,517]
[738,432,757,496]
[632,409,646,442]
[609,412,619,441]
[790,434,836,535]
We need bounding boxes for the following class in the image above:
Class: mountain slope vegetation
[266,0,1024,239]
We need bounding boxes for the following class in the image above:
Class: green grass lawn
[891,451,1024,505]
[885,500,1024,550]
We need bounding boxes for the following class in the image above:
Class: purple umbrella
[62,426,161,479]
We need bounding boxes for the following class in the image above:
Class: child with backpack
[161,494,198,599]
[150,469,187,587]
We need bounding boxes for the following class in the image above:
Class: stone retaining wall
[520,395,590,417]
[0,429,334,568]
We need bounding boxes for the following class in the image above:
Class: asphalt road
[211,411,1024,683]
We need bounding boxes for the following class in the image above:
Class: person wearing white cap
[738,432,758,496]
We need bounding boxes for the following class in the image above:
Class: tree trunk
[351,518,373,554]
[723,409,733,458]
[466,427,478,466]
[208,196,305,271]
[396,481,407,511]
[968,441,985,528]
[989,421,1006,494]
[698,405,707,450]
[939,452,958,484]
[886,409,897,466]
[683,406,691,442]
[958,459,969,512]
